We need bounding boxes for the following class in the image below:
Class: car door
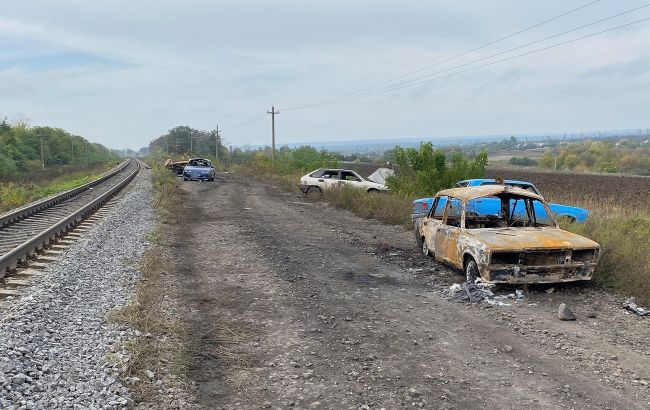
[434,197,463,268]
[339,171,363,188]
[422,197,447,252]
[317,170,341,190]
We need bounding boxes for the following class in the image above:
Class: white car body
[300,168,389,194]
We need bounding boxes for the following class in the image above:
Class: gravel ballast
[0,170,153,409]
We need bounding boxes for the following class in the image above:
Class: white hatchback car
[299,168,389,196]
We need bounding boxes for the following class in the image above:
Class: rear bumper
[484,262,597,283]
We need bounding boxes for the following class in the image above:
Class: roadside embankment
[0,169,153,408]
[0,162,116,213]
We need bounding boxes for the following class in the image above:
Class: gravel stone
[558,303,576,321]
[0,171,153,408]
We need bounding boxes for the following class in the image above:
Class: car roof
[314,168,359,172]
[459,178,534,186]
[436,185,544,202]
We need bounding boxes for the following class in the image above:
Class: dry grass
[232,165,413,227]
[565,215,650,306]
[322,186,412,227]
[235,162,650,306]
[107,162,194,403]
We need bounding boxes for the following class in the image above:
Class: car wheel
[465,257,479,283]
[306,186,322,199]
[367,188,379,193]
[183,178,188,181]
[415,227,424,250]
[422,239,432,257]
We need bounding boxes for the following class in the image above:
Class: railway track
[0,159,140,277]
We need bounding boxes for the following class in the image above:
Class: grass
[233,161,650,308]
[322,186,413,227]
[107,161,193,403]
[565,215,650,306]
[0,162,114,213]
[231,164,414,227]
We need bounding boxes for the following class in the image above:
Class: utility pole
[215,124,220,160]
[38,134,46,169]
[267,105,279,160]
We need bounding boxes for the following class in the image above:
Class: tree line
[538,139,650,174]
[0,119,116,179]
[148,126,227,159]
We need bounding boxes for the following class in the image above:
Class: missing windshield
[465,195,554,229]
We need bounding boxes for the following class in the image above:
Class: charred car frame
[414,185,600,284]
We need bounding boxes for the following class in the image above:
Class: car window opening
[464,194,554,229]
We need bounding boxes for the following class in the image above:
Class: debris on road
[623,297,650,316]
[558,303,576,321]
[448,281,524,306]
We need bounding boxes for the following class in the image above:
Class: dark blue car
[412,179,588,222]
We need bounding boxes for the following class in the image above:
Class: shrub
[386,142,487,197]
[508,156,537,166]
[566,216,650,306]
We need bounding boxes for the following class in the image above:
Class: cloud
[0,1,649,149]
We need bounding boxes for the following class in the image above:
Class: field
[486,167,650,216]
[346,162,649,215]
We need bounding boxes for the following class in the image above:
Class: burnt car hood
[467,227,599,251]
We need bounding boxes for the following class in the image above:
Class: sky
[0,0,649,150]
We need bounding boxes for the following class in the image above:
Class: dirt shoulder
[169,172,649,409]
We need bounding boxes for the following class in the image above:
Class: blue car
[182,158,215,181]
[412,179,588,222]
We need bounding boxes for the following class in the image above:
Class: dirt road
[170,173,650,409]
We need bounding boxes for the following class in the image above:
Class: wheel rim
[422,241,429,256]
[466,260,478,282]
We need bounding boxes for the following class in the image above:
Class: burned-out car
[414,185,600,283]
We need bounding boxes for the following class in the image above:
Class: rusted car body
[414,185,600,284]
[164,158,189,176]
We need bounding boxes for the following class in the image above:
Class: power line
[285,7,650,110]
[316,17,650,106]
[317,4,650,105]
[283,0,603,111]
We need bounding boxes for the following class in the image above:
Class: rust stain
[417,184,601,284]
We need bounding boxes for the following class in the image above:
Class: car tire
[306,186,322,199]
[415,227,424,250]
[183,178,188,181]
[465,257,479,283]
[422,239,432,257]
[367,188,379,193]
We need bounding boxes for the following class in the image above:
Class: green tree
[386,142,487,197]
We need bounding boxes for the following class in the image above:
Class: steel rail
[0,160,131,229]
[0,159,140,276]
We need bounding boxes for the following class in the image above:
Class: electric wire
[283,0,603,111]
[318,17,650,106]
[319,4,650,104]
[284,6,649,110]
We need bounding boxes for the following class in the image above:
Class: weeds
[107,160,191,403]
[0,163,113,213]
[566,215,650,306]
[322,186,412,227]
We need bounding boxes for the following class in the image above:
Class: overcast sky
[1,0,649,149]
